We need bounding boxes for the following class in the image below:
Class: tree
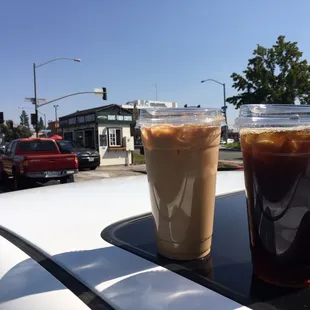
[131,102,141,143]
[39,116,45,130]
[35,116,45,132]
[133,102,140,122]
[226,35,310,109]
[20,110,30,127]
[0,122,33,142]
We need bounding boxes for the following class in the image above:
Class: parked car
[220,138,234,144]
[56,140,100,170]
[0,171,256,310]
[0,144,5,154]
[0,138,79,190]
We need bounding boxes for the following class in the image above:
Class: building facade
[59,104,134,166]
[47,120,60,135]
[121,99,178,110]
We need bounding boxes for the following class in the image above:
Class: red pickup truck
[0,138,79,190]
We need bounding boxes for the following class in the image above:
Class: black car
[56,140,100,170]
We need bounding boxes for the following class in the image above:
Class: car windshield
[18,141,58,152]
[57,140,76,150]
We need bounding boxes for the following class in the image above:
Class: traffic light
[31,113,36,126]
[221,106,227,120]
[0,112,3,124]
[102,87,107,101]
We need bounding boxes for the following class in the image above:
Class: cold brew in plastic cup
[236,104,310,287]
[138,108,224,260]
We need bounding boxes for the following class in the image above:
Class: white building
[121,100,178,110]
[59,104,134,166]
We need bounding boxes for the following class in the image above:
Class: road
[0,168,145,194]
[0,150,243,194]
[219,149,243,162]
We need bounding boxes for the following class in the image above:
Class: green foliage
[34,116,45,132]
[130,103,141,139]
[20,110,30,127]
[38,116,45,130]
[132,103,140,121]
[224,142,241,149]
[133,152,145,165]
[0,123,33,142]
[227,35,310,108]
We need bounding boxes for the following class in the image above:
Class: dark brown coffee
[141,124,221,260]
[241,127,310,287]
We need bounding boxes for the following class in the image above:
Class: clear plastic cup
[235,104,310,287]
[138,108,224,260]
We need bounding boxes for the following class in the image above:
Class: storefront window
[108,128,122,147]
[64,132,73,141]
[75,131,84,146]
[84,129,94,149]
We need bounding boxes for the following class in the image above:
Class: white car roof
[0,236,88,310]
[0,172,249,310]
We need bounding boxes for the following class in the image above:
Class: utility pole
[222,83,228,143]
[31,58,81,137]
[54,105,59,121]
[33,63,38,137]
[201,78,228,143]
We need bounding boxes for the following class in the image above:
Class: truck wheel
[0,171,8,185]
[12,173,25,191]
[60,175,74,184]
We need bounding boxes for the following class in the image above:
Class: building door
[84,129,94,149]
[75,131,84,146]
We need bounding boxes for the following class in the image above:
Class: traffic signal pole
[33,63,39,138]
[222,83,228,143]
[37,88,108,108]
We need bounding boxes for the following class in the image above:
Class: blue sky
[1,0,310,127]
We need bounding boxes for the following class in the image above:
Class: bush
[225,142,241,149]
[133,152,145,165]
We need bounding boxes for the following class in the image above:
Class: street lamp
[54,105,59,122]
[18,106,46,128]
[201,79,228,143]
[32,57,81,137]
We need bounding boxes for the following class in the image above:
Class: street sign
[94,88,104,95]
[94,88,107,100]
[24,98,46,103]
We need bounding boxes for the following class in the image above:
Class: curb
[132,167,244,174]
[219,148,241,152]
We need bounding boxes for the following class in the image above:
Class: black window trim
[0,226,114,310]
[18,140,58,152]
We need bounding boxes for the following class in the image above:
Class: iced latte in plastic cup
[236,104,310,287]
[138,108,224,260]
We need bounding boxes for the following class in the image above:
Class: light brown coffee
[141,124,222,260]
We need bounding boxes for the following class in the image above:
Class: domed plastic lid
[235,104,310,128]
[137,108,224,126]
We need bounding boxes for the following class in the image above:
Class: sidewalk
[96,161,243,175]
[96,164,146,173]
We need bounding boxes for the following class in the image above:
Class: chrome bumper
[25,169,78,179]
